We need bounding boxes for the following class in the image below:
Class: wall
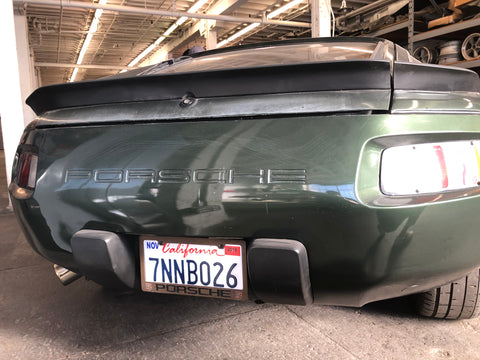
[0,2,37,203]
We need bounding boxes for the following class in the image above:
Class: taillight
[380,141,480,196]
[15,152,38,189]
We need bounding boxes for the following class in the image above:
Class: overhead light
[128,43,158,67]
[154,36,166,46]
[127,0,209,68]
[70,67,79,81]
[216,23,260,48]
[70,0,107,82]
[188,0,209,13]
[217,0,306,48]
[267,0,305,19]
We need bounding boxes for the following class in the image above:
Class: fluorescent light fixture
[267,0,305,19]
[127,0,210,67]
[188,0,209,13]
[128,43,158,67]
[70,0,107,82]
[217,23,260,48]
[154,36,166,46]
[70,67,79,81]
[217,0,306,48]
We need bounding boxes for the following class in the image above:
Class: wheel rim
[413,47,432,63]
[462,33,480,60]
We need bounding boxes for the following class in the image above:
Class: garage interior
[2,0,479,177]
[12,0,480,87]
[2,0,480,358]
[0,0,477,203]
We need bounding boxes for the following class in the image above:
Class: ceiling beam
[15,0,311,28]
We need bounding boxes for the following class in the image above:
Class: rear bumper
[12,196,480,307]
[69,230,314,305]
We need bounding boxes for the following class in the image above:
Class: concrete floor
[1,150,480,359]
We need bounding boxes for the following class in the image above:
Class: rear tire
[416,269,480,320]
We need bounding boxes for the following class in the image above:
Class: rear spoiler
[27,60,392,115]
[391,62,480,114]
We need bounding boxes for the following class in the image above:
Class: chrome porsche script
[65,168,307,184]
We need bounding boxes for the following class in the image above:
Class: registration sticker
[140,237,247,301]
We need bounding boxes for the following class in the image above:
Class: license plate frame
[140,236,248,301]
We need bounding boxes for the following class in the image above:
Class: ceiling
[13,0,372,86]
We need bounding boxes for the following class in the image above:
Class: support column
[0,1,30,189]
[408,0,414,54]
[311,0,332,37]
[203,20,217,50]
[15,9,37,126]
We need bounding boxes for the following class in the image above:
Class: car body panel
[12,111,480,306]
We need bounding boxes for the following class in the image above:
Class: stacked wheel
[461,33,480,60]
[413,46,438,64]
[438,40,462,64]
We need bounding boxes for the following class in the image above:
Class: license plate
[140,236,247,301]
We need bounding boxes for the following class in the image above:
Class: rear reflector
[381,141,480,196]
[15,152,38,189]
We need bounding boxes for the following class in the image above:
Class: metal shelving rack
[366,19,410,37]
[413,17,480,41]
[449,58,480,69]
[363,0,480,70]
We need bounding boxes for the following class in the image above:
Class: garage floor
[1,151,480,360]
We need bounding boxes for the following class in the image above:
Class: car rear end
[9,38,480,313]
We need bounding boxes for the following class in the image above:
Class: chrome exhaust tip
[53,264,82,285]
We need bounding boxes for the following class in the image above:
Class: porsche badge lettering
[65,168,307,184]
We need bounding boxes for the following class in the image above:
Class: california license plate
[140,236,247,301]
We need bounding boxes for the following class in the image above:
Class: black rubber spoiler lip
[26,60,392,115]
[394,62,480,92]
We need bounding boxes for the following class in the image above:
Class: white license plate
[140,237,247,301]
